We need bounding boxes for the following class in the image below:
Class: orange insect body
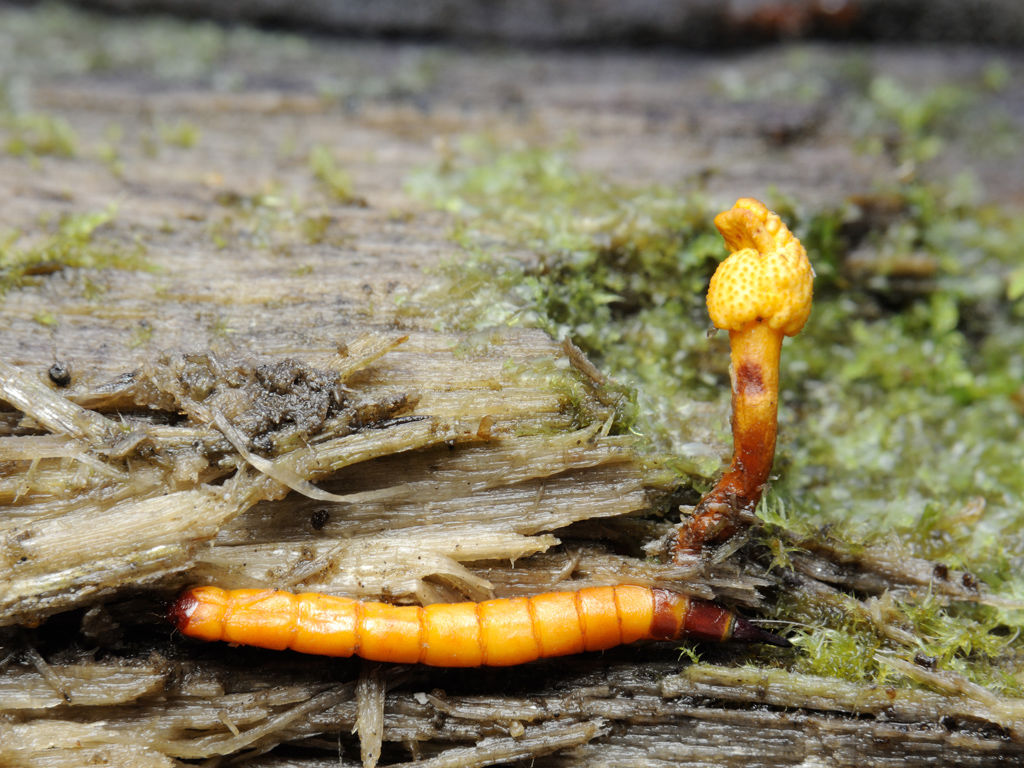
[170,585,784,666]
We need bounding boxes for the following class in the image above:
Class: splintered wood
[0,320,687,764]
[0,331,663,620]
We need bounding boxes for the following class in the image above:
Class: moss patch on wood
[0,206,153,298]
[407,82,1024,697]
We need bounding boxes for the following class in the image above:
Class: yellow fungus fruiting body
[707,198,813,336]
[674,197,813,559]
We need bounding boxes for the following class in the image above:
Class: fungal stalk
[673,198,813,560]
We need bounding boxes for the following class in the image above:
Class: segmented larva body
[171,585,781,666]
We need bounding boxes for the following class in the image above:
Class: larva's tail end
[168,590,200,633]
[730,617,792,648]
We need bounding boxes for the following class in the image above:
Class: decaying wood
[2,5,1023,765]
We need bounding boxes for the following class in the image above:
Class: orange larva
[170,585,787,666]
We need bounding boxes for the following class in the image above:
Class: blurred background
[45,0,1024,46]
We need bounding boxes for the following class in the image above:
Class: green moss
[299,213,333,244]
[207,315,235,339]
[129,320,154,348]
[407,137,727,460]
[158,118,201,149]
[854,76,972,166]
[902,594,1023,693]
[713,52,1014,178]
[407,114,1024,693]
[96,123,125,177]
[0,206,153,297]
[2,111,78,158]
[775,181,1024,540]
[210,188,334,250]
[772,575,1024,696]
[713,47,831,104]
[0,2,231,83]
[761,178,1024,691]
[32,310,57,327]
[792,626,885,683]
[982,60,1011,92]
[308,145,360,204]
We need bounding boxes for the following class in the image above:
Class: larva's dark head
[167,590,200,633]
[167,586,230,642]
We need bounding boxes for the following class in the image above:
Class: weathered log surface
[65,0,1024,46]
[1,3,1023,766]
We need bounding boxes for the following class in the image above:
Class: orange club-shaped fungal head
[673,198,813,560]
